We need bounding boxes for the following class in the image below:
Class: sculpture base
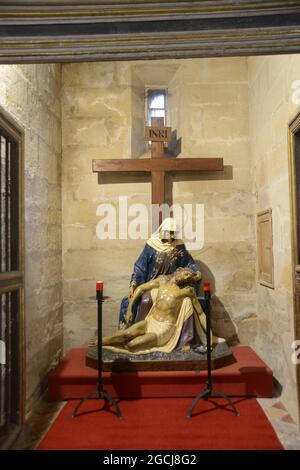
[48,347,274,400]
[86,343,235,372]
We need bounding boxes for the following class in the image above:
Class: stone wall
[62,58,256,350]
[0,64,62,412]
[168,59,256,344]
[248,55,300,422]
[62,62,150,349]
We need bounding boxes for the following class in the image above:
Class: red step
[48,346,273,401]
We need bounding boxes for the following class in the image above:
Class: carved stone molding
[1,1,299,24]
[0,1,300,62]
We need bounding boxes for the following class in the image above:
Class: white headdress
[146,217,183,253]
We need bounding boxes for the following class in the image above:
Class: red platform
[48,346,274,401]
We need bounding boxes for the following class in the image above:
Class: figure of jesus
[103,267,211,354]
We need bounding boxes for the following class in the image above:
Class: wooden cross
[92,117,223,230]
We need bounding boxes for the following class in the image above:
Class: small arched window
[147,89,167,125]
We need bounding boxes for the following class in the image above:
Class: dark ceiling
[0,1,300,62]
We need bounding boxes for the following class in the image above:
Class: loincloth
[104,297,195,355]
[145,315,176,347]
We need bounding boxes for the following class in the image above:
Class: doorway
[0,108,24,447]
[288,113,300,422]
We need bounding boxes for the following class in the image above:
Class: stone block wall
[169,59,256,344]
[0,64,63,412]
[62,62,151,348]
[248,54,300,423]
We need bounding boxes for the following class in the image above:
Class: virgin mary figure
[118,217,203,349]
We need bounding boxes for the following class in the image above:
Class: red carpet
[48,346,273,400]
[38,397,283,450]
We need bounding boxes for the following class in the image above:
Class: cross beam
[92,117,224,228]
[92,157,223,174]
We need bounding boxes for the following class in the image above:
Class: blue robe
[119,242,201,323]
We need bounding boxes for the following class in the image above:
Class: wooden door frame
[288,112,300,422]
[0,106,25,438]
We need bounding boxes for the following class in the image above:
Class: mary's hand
[124,307,134,326]
[129,281,137,299]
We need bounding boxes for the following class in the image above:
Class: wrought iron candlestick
[187,282,240,418]
[72,281,123,419]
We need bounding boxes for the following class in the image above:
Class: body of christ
[103,268,209,354]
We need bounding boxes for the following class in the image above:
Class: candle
[203,282,211,292]
[96,281,104,292]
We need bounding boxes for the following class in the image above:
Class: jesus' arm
[124,278,160,325]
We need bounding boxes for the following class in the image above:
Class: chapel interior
[1,54,300,449]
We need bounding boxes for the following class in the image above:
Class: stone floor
[258,397,300,450]
[11,397,64,450]
[10,395,300,450]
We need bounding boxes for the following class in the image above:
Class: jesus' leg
[103,320,147,348]
[126,332,158,352]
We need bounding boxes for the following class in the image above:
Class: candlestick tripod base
[187,284,240,419]
[186,385,240,418]
[72,384,123,420]
[72,285,123,420]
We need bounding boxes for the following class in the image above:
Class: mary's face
[161,230,175,242]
